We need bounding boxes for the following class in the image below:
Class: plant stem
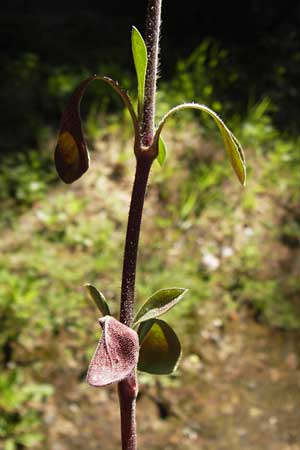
[118,372,138,450]
[119,0,162,333]
[119,155,153,327]
[141,0,162,146]
[118,1,162,450]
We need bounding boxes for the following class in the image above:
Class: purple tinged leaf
[54,77,92,184]
[138,319,182,375]
[54,75,139,184]
[87,316,139,387]
[133,288,188,326]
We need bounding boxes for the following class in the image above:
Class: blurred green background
[0,2,300,450]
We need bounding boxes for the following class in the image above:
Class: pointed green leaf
[153,103,246,185]
[133,288,188,326]
[85,284,110,316]
[157,135,167,166]
[138,319,182,374]
[131,26,147,116]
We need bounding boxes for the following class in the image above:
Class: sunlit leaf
[85,284,110,316]
[138,319,182,374]
[131,26,147,116]
[55,75,138,184]
[87,316,139,387]
[153,103,246,185]
[133,288,188,326]
[157,135,167,166]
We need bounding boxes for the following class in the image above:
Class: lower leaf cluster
[85,286,188,385]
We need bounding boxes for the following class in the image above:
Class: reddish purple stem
[118,1,162,450]
[118,373,138,450]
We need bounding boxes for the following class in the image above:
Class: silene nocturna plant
[54,1,246,449]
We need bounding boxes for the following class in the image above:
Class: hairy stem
[141,0,162,146]
[118,373,138,450]
[117,154,153,450]
[119,155,153,327]
[118,2,162,450]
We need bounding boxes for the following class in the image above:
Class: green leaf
[133,287,188,326]
[138,319,182,374]
[157,135,167,166]
[131,26,147,116]
[85,284,110,316]
[153,103,246,185]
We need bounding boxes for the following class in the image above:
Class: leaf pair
[86,287,187,382]
[131,26,246,183]
[86,284,188,328]
[86,314,181,386]
[54,26,246,185]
